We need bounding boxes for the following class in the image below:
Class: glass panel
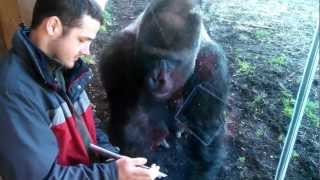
[89,0,319,179]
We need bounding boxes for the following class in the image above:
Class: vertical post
[0,23,6,55]
[274,23,319,180]
[17,0,36,26]
[0,0,35,50]
[0,0,21,50]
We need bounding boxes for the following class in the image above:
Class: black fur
[99,0,229,179]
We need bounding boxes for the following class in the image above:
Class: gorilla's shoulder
[100,31,136,63]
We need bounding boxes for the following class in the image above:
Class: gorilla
[99,0,229,179]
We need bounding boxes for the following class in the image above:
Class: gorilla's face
[134,6,201,101]
[137,50,196,101]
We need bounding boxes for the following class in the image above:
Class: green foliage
[255,30,269,40]
[99,25,107,32]
[234,48,242,56]
[278,133,285,142]
[256,128,265,137]
[236,57,255,75]
[292,150,300,160]
[238,156,246,163]
[99,10,114,32]
[268,54,287,66]
[305,101,320,127]
[281,89,320,127]
[81,55,96,65]
[281,90,294,118]
[249,92,267,115]
[253,93,266,106]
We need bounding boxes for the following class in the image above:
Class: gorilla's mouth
[151,88,172,99]
[146,77,174,99]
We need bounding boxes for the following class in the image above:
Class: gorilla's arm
[99,31,139,146]
[182,40,228,179]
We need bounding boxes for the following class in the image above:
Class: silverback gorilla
[99,0,229,179]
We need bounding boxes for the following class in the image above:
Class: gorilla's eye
[165,58,183,70]
[170,58,182,65]
[140,55,183,72]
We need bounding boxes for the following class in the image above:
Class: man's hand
[116,156,160,180]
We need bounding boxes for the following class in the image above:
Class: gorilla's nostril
[158,78,166,85]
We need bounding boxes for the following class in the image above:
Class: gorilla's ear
[136,0,202,53]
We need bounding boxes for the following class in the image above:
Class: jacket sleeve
[46,161,118,180]
[0,90,118,180]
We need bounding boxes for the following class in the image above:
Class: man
[0,0,159,179]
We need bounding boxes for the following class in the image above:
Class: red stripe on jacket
[51,106,97,165]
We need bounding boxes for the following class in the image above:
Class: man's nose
[80,43,91,56]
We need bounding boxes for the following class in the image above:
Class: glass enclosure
[88,0,320,179]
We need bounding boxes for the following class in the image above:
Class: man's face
[50,15,101,69]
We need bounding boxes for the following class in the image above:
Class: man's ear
[45,16,63,37]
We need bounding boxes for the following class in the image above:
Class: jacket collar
[11,24,93,95]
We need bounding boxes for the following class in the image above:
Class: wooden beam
[0,16,6,55]
[17,0,36,26]
[0,0,21,49]
[0,0,35,50]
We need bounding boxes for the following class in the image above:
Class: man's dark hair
[31,0,103,30]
